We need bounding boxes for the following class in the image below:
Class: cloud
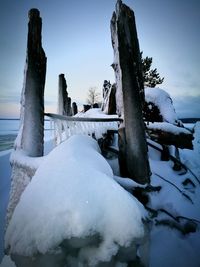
[0,102,20,118]
[173,95,200,118]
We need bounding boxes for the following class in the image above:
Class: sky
[0,0,199,118]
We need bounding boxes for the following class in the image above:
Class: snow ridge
[5,135,146,265]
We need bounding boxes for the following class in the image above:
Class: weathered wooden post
[101,81,116,115]
[58,73,71,116]
[67,97,72,116]
[58,73,67,115]
[6,8,46,225]
[111,0,150,184]
[72,102,78,116]
[18,8,46,157]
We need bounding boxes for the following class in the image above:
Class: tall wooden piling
[19,8,46,157]
[111,0,150,184]
[6,9,46,226]
[58,74,71,116]
[72,102,78,116]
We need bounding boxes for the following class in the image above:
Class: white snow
[0,255,16,267]
[75,108,118,119]
[146,122,191,135]
[145,87,179,124]
[10,149,43,170]
[5,135,146,265]
[147,121,200,267]
[114,175,147,190]
[1,106,200,267]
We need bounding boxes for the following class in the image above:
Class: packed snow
[147,121,200,267]
[145,87,179,124]
[1,109,200,267]
[146,122,191,135]
[75,108,118,119]
[0,255,15,267]
[5,135,146,266]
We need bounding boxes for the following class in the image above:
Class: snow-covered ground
[147,122,200,267]
[0,135,54,263]
[0,108,200,267]
[5,135,147,266]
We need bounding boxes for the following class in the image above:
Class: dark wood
[108,83,117,115]
[72,102,78,116]
[111,0,150,184]
[146,127,193,149]
[20,9,46,157]
[83,105,91,113]
[58,74,71,116]
[66,97,72,116]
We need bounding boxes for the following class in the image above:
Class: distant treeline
[180,118,200,123]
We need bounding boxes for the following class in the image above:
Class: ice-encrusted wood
[111,0,150,184]
[57,74,72,116]
[16,9,46,157]
[6,8,46,228]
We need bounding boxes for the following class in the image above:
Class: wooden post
[108,83,116,115]
[111,0,150,184]
[58,73,67,115]
[101,81,117,115]
[6,9,46,227]
[58,74,71,116]
[18,8,46,157]
[72,102,78,116]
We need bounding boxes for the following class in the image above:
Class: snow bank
[146,122,191,135]
[148,123,200,267]
[10,149,43,170]
[145,87,178,124]
[0,255,16,267]
[5,135,146,265]
[75,108,118,119]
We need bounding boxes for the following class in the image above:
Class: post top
[28,8,40,19]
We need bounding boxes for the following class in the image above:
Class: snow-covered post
[17,8,46,157]
[57,74,71,116]
[6,9,46,226]
[111,0,150,184]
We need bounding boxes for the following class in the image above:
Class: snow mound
[0,255,16,267]
[5,135,145,265]
[145,87,178,124]
[146,122,191,135]
[75,108,118,119]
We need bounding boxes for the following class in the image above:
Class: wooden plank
[45,112,123,122]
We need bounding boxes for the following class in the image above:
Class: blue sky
[0,0,199,118]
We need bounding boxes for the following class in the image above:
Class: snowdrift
[5,135,146,266]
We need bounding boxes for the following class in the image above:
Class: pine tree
[141,52,164,88]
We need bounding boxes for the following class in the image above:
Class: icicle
[62,121,69,140]
[54,119,63,145]
[81,122,87,135]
